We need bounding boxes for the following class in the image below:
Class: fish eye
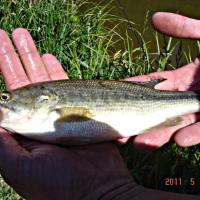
[0,92,11,102]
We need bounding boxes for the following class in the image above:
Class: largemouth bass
[0,79,199,145]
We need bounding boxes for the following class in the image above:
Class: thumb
[152,12,200,39]
[0,130,29,188]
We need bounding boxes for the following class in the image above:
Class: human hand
[124,12,200,149]
[0,28,136,200]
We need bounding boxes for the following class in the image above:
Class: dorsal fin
[125,78,166,89]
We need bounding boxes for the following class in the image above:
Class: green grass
[0,0,199,198]
[0,177,22,200]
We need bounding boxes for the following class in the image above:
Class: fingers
[0,28,67,91]
[42,54,68,80]
[12,28,50,83]
[0,30,30,90]
[133,129,174,150]
[174,122,200,146]
[152,12,200,39]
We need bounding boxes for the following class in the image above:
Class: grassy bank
[0,0,200,198]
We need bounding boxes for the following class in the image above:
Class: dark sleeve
[100,181,199,200]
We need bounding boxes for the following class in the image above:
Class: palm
[2,136,130,200]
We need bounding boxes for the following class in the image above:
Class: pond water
[92,0,200,59]
[112,0,200,28]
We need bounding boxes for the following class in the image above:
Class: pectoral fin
[54,106,95,123]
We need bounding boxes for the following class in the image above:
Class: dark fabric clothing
[101,182,200,200]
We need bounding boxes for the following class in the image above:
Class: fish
[0,79,199,145]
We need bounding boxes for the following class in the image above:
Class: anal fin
[145,117,183,132]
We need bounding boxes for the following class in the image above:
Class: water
[114,0,200,27]
[93,0,200,59]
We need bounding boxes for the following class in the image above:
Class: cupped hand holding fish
[0,28,138,199]
[126,12,200,149]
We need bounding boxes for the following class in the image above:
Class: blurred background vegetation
[0,0,199,199]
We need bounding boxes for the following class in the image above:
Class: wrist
[99,180,144,200]
[97,181,200,200]
[84,177,140,200]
